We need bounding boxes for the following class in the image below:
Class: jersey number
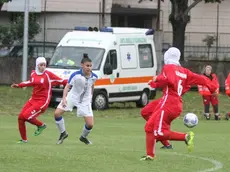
[178,79,183,96]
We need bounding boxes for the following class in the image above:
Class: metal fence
[163,31,230,61]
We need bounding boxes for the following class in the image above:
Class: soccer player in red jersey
[141,80,191,149]
[140,47,218,160]
[225,74,230,120]
[197,65,220,120]
[11,57,67,143]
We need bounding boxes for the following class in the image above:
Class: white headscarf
[35,57,46,75]
[164,47,181,66]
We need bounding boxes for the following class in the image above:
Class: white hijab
[35,57,46,75]
[164,47,181,66]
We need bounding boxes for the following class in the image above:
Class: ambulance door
[102,50,120,99]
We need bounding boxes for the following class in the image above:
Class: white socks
[55,116,66,133]
[81,124,91,138]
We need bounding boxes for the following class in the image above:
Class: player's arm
[62,83,71,101]
[11,72,34,88]
[148,79,168,89]
[91,85,94,97]
[182,85,191,95]
[186,69,217,93]
[154,66,170,84]
[48,71,68,85]
[212,74,219,94]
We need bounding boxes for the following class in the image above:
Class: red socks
[18,119,27,141]
[157,130,186,141]
[146,132,156,157]
[160,140,171,146]
[28,118,43,126]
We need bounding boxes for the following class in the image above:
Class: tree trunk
[171,19,187,61]
[0,3,3,11]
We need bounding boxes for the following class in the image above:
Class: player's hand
[62,98,67,108]
[153,76,157,82]
[11,83,19,88]
[148,80,152,85]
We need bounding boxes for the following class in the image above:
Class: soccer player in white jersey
[54,54,98,144]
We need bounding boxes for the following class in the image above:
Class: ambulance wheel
[92,90,109,110]
[136,90,149,107]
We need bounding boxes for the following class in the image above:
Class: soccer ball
[183,113,198,128]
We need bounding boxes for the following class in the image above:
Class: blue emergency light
[145,29,154,35]
[74,26,89,31]
[100,27,113,33]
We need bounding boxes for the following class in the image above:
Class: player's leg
[225,112,230,120]
[141,99,172,149]
[211,95,220,120]
[153,110,194,152]
[17,101,32,143]
[77,104,94,145]
[22,104,46,136]
[141,99,160,121]
[203,95,211,120]
[54,97,74,144]
[141,110,159,160]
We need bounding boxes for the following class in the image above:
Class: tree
[202,35,216,60]
[0,13,41,46]
[139,0,223,61]
[0,0,11,11]
[11,13,41,42]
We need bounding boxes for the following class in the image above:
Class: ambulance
[46,26,158,110]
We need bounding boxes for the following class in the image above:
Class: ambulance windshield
[49,46,105,69]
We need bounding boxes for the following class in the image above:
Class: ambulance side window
[138,44,153,68]
[105,50,117,70]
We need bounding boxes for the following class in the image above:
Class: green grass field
[0,86,230,172]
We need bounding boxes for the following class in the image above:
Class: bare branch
[184,0,202,15]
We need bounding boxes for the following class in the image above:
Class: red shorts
[18,101,48,120]
[141,98,161,120]
[145,96,182,135]
[203,95,218,106]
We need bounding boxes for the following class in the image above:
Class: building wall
[35,12,111,42]
[161,0,230,46]
[1,0,230,47]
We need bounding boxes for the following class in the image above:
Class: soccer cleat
[17,140,28,144]
[140,155,154,161]
[225,113,229,120]
[204,113,210,120]
[56,131,68,144]
[79,136,92,145]
[34,124,47,136]
[214,115,221,121]
[160,145,173,149]
[185,131,195,152]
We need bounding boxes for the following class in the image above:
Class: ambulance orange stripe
[95,76,153,86]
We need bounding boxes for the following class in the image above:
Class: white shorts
[57,94,93,117]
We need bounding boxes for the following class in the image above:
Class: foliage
[139,0,223,61]
[0,0,11,11]
[203,35,216,59]
[203,35,216,48]
[0,13,41,46]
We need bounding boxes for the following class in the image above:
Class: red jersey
[155,65,217,114]
[198,73,219,96]
[225,74,230,96]
[18,70,67,109]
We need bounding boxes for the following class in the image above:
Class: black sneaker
[56,131,68,144]
[79,136,92,145]
[160,145,173,149]
[214,115,221,121]
[225,113,229,120]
